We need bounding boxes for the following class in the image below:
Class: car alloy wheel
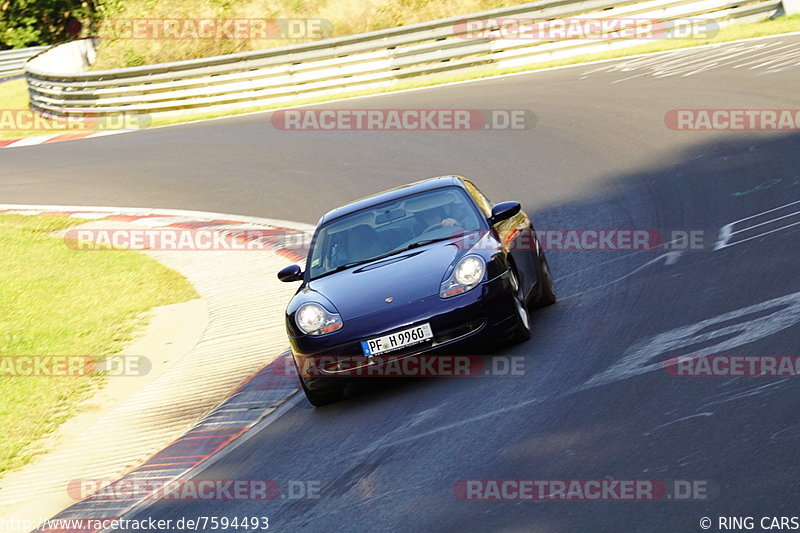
[509,268,531,342]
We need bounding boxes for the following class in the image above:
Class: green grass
[0,77,27,108]
[90,0,521,69]
[0,79,104,140]
[0,214,198,475]
[88,0,800,70]
[0,78,30,140]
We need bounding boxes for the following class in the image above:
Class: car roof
[318,175,468,225]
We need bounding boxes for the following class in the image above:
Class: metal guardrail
[24,0,783,118]
[0,46,48,78]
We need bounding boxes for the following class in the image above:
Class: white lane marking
[673,43,795,76]
[715,199,800,250]
[554,231,697,284]
[353,289,800,456]
[655,43,777,77]
[725,198,800,225]
[605,43,778,82]
[581,290,800,389]
[697,379,789,409]
[559,251,683,300]
[728,42,800,68]
[554,249,654,282]
[770,424,800,441]
[642,412,714,437]
[748,49,800,71]
[731,209,800,234]
[355,395,549,457]
[593,39,800,81]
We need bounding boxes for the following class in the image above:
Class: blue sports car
[278,176,556,405]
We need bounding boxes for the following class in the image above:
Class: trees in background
[0,0,98,49]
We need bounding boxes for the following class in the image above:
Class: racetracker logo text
[0,110,150,131]
[68,478,322,501]
[665,109,800,130]
[454,479,710,501]
[454,17,718,41]
[63,228,306,251]
[0,355,149,377]
[292,355,527,378]
[78,18,332,40]
[271,109,536,130]
[665,355,800,377]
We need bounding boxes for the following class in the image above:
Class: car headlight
[295,303,343,336]
[440,255,485,298]
[454,256,485,286]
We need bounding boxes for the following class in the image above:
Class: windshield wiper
[405,231,475,249]
[405,236,454,249]
[328,258,378,274]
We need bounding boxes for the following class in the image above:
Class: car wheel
[509,268,531,342]
[294,359,344,406]
[300,375,344,406]
[532,251,557,308]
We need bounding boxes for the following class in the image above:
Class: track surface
[4,35,800,532]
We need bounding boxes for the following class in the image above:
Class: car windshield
[307,187,485,279]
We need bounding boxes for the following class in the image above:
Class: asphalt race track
[3,34,800,532]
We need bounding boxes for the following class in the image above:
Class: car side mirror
[489,201,521,225]
[278,264,303,282]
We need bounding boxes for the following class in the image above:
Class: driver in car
[418,207,461,232]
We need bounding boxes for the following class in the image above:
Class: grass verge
[0,214,198,475]
[0,79,105,141]
[89,0,520,69]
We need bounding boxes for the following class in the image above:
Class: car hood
[305,233,485,320]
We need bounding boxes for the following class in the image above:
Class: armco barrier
[0,46,48,77]
[24,0,784,118]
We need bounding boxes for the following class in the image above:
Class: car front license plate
[361,323,433,356]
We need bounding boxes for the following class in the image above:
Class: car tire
[294,358,344,406]
[532,251,557,308]
[509,268,532,342]
[300,376,344,406]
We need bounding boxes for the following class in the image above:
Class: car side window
[462,179,493,217]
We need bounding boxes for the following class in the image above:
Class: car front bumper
[289,270,519,392]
